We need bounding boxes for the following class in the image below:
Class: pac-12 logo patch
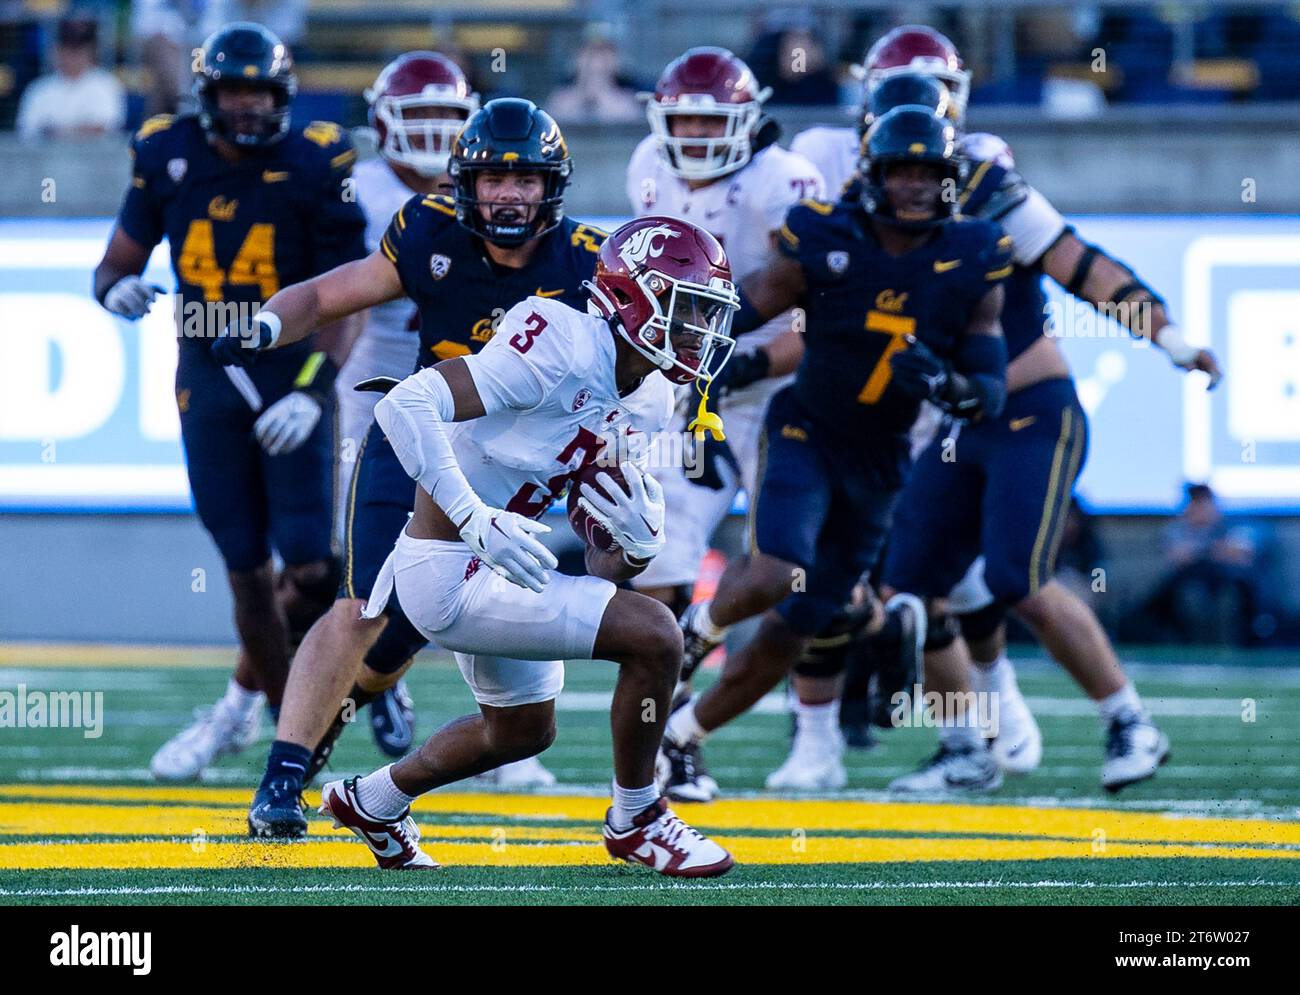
[430,253,452,280]
[167,158,188,183]
[572,388,592,412]
[826,250,849,275]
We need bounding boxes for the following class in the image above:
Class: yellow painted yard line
[0,643,235,669]
[1,836,1297,871]
[0,803,599,842]
[2,786,1299,849]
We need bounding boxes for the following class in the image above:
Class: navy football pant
[177,342,334,573]
[882,376,1088,605]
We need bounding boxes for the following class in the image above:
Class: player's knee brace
[957,600,1007,644]
[363,606,428,676]
[794,599,875,679]
[280,558,341,645]
[923,610,960,652]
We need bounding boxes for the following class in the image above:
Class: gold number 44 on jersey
[178,220,279,302]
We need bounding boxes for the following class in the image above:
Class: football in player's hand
[567,461,629,552]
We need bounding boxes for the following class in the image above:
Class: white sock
[220,677,263,718]
[795,700,839,740]
[939,720,982,751]
[970,654,1014,696]
[665,698,708,747]
[1097,682,1143,725]
[354,764,416,821]
[610,782,659,831]
[690,600,729,642]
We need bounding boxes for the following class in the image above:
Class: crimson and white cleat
[319,777,439,870]
[603,798,734,878]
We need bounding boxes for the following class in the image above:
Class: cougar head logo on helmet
[366,51,478,178]
[860,25,970,117]
[585,216,739,386]
[645,47,772,181]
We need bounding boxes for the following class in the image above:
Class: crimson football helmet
[861,25,970,116]
[645,47,772,181]
[585,216,739,386]
[365,52,479,177]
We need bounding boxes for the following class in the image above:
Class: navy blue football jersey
[117,113,367,347]
[776,198,1012,441]
[378,194,607,371]
[956,153,1050,363]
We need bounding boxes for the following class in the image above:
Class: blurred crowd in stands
[4,3,1300,135]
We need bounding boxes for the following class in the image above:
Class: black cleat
[656,737,719,803]
[248,776,308,839]
[869,593,927,729]
[370,680,416,758]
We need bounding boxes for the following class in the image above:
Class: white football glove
[578,464,665,562]
[459,504,558,593]
[104,276,163,320]
[253,391,322,456]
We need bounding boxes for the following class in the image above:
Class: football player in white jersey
[310,217,739,876]
[792,25,1220,794]
[624,48,825,800]
[340,52,478,765]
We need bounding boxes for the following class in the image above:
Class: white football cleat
[603,798,733,877]
[480,756,558,789]
[765,731,848,792]
[150,699,262,782]
[1102,710,1170,793]
[989,683,1042,774]
[889,744,1004,794]
[319,777,439,870]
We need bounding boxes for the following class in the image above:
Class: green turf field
[1,643,1298,905]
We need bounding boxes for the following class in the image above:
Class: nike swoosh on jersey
[262,170,290,183]
[933,259,962,273]
[534,287,565,298]
[1009,416,1037,431]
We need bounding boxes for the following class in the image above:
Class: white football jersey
[626,137,824,350]
[449,296,674,514]
[960,132,1067,266]
[353,156,423,352]
[790,125,859,202]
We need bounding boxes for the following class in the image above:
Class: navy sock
[261,740,311,790]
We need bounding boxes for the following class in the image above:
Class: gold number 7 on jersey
[857,310,915,404]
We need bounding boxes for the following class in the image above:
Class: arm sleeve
[999,186,1067,267]
[373,367,482,526]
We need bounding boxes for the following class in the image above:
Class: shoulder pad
[962,132,1015,170]
[418,193,459,221]
[134,114,176,143]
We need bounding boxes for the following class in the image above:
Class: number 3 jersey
[116,113,368,359]
[384,295,674,519]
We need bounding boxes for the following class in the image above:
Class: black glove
[212,313,278,368]
[711,348,771,398]
[889,335,950,402]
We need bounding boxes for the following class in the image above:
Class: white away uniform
[335,157,423,537]
[363,296,673,707]
[625,136,824,589]
[789,125,859,201]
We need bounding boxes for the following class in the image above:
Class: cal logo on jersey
[876,289,908,313]
[619,223,679,269]
[430,253,451,280]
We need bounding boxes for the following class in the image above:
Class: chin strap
[687,378,726,442]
